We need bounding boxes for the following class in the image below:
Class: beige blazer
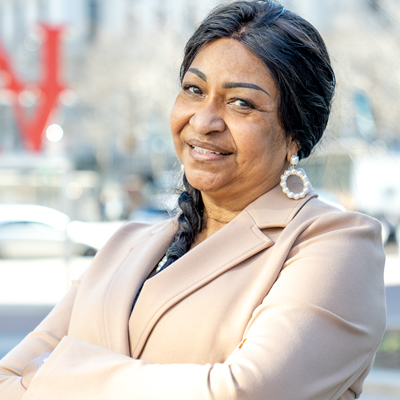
[0,184,386,400]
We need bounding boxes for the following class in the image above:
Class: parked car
[0,205,98,258]
[128,193,178,224]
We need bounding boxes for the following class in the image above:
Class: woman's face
[170,38,294,207]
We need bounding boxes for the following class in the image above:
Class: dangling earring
[181,164,185,173]
[280,155,310,200]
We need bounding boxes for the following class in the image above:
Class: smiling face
[170,38,296,209]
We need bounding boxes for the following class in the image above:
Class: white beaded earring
[280,155,310,200]
[181,164,185,173]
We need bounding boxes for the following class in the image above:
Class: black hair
[162,0,336,269]
[161,174,203,270]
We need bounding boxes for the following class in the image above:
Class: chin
[185,170,228,194]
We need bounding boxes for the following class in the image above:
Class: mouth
[190,145,232,156]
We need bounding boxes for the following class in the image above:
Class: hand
[22,351,52,389]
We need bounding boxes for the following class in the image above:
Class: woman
[0,1,386,399]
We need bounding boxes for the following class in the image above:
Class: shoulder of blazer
[97,218,178,254]
[79,218,178,283]
[269,196,384,262]
[245,184,382,245]
[290,196,383,234]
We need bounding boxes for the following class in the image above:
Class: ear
[286,140,299,163]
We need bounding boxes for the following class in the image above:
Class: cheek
[170,97,191,137]
[170,102,187,160]
[169,105,181,137]
[236,125,287,166]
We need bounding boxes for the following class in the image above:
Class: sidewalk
[0,257,91,304]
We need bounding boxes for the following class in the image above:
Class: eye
[230,98,254,109]
[183,85,202,95]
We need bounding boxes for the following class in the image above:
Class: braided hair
[161,174,204,270]
[163,0,336,266]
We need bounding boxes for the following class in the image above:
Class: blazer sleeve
[0,278,81,400]
[20,211,386,400]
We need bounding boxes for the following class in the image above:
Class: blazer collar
[245,181,318,229]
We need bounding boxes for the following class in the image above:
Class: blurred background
[0,0,399,398]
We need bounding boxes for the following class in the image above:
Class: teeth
[192,145,228,155]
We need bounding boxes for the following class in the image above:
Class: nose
[189,99,226,135]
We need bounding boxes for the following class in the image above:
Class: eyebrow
[187,68,207,82]
[187,68,270,97]
[224,82,270,97]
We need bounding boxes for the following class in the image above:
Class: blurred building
[0,0,220,220]
[0,0,217,162]
[281,0,400,235]
[0,0,399,227]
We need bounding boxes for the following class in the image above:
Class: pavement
[0,256,91,305]
[0,304,53,359]
[0,253,399,399]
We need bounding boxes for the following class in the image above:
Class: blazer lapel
[100,181,317,358]
[128,183,318,358]
[129,208,274,358]
[101,220,177,355]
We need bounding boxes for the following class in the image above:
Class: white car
[0,205,98,258]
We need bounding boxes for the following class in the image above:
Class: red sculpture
[0,25,65,151]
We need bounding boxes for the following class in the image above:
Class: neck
[190,177,283,248]
[202,195,241,225]
[190,194,243,249]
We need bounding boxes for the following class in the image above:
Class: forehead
[188,38,276,90]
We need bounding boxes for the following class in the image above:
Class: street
[0,304,53,359]
[0,256,90,358]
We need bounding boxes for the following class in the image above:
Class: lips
[187,140,232,156]
[191,145,230,155]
